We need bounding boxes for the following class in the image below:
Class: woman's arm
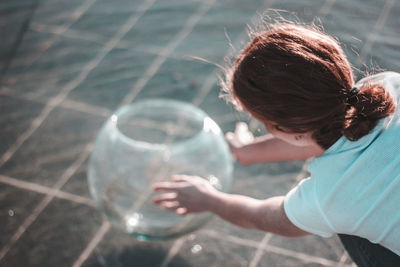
[231,134,324,165]
[153,175,309,237]
[210,193,309,237]
[225,122,324,165]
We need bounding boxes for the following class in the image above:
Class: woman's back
[285,71,400,255]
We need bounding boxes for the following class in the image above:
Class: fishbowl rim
[108,98,224,152]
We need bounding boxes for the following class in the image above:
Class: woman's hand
[153,175,218,216]
[225,122,255,164]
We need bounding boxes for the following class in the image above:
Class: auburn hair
[222,23,395,149]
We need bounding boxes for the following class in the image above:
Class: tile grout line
[30,22,131,49]
[25,0,98,67]
[30,21,215,63]
[0,143,92,261]
[337,251,350,267]
[5,65,83,88]
[0,102,53,168]
[159,237,187,267]
[0,174,96,207]
[202,229,261,248]
[319,0,336,15]
[0,86,112,118]
[0,0,156,169]
[51,144,93,191]
[61,98,112,118]
[72,220,111,267]
[119,0,216,107]
[247,160,311,267]
[262,242,345,267]
[248,234,272,267]
[203,228,343,266]
[359,0,395,62]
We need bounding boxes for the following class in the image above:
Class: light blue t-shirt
[284,72,400,256]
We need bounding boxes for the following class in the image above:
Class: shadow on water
[85,245,191,267]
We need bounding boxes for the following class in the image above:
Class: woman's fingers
[158,201,188,216]
[225,131,235,142]
[225,131,240,148]
[160,201,180,209]
[176,207,188,216]
[172,175,204,184]
[153,181,181,192]
[171,175,189,182]
[235,122,254,144]
[152,192,177,204]
[226,122,254,148]
[153,175,192,191]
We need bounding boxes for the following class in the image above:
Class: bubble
[191,244,202,254]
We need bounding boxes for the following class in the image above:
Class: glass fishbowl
[88,99,233,240]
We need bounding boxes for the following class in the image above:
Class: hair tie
[346,87,360,106]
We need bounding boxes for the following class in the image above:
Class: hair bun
[342,83,395,140]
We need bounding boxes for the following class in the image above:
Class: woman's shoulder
[356,71,400,86]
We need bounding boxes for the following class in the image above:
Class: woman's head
[223,23,395,149]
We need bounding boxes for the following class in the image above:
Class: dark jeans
[338,234,400,267]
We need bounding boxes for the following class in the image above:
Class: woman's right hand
[153,175,218,215]
[225,122,254,165]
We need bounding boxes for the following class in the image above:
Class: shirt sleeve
[284,177,335,238]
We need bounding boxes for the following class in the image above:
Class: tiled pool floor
[1,0,399,266]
